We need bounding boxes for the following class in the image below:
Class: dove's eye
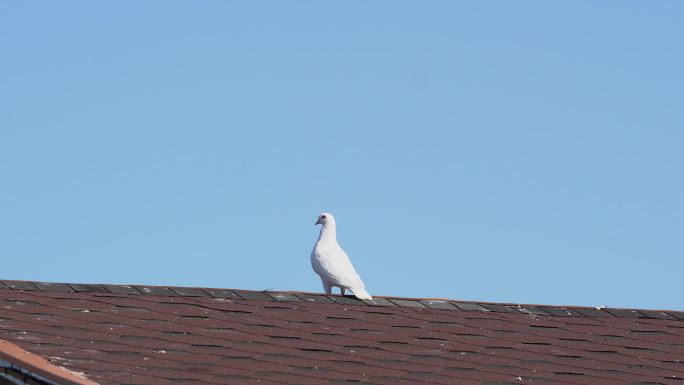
[321,215,326,219]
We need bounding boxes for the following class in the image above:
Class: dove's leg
[322,281,332,295]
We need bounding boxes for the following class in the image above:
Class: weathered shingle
[0,279,682,385]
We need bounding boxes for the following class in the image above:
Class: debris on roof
[1,279,683,385]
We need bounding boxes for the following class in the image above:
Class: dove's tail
[351,287,372,300]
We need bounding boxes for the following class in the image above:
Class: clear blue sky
[1,2,682,310]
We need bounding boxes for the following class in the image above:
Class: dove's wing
[314,244,366,289]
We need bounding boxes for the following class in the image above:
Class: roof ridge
[1,279,682,321]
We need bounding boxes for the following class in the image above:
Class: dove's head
[315,212,335,226]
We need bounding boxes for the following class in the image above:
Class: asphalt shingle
[0,279,682,385]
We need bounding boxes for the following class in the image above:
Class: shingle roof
[0,279,683,385]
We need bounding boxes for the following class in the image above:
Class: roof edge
[1,279,682,321]
[0,339,99,385]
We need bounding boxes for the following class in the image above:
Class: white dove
[310,212,372,300]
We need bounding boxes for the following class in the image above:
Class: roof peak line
[1,279,682,321]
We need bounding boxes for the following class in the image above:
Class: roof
[0,280,682,385]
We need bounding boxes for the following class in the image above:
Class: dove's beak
[315,217,322,225]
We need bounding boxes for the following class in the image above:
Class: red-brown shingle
[0,280,683,385]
